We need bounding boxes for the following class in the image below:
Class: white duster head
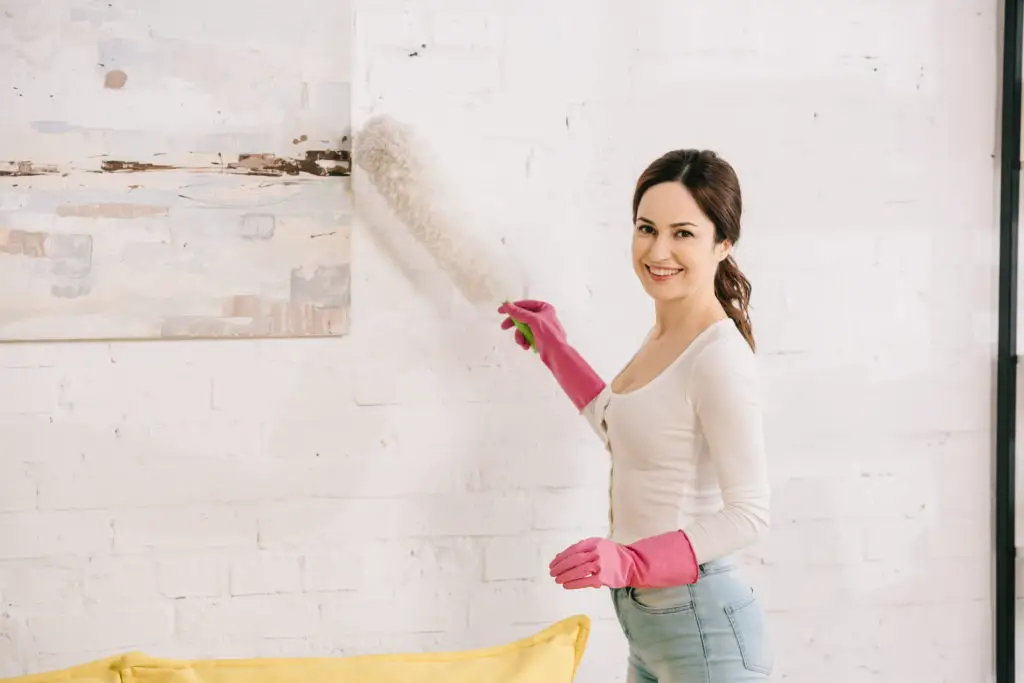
[352,114,525,308]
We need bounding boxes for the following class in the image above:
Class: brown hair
[631,149,755,352]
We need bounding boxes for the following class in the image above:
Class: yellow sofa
[3,614,590,683]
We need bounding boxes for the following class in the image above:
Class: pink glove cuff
[497,300,606,412]
[540,342,607,412]
[624,530,700,588]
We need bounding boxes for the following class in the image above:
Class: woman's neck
[651,292,727,340]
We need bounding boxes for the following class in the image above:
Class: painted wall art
[0,1,353,341]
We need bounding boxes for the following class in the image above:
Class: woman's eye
[675,230,693,239]
[637,224,655,234]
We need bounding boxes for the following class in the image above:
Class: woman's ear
[715,238,733,262]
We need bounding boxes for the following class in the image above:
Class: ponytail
[714,255,755,352]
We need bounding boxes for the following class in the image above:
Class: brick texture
[0,1,1006,681]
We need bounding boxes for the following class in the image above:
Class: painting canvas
[0,1,353,341]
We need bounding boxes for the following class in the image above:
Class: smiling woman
[498,148,771,682]
[631,149,754,353]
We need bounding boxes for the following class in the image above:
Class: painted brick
[0,461,37,512]
[301,550,368,593]
[228,552,303,596]
[0,0,1004,680]
[466,579,617,630]
[157,552,230,599]
[0,612,31,677]
[482,536,543,582]
[310,630,455,658]
[0,558,80,607]
[210,355,353,421]
[174,594,321,641]
[81,554,161,602]
[319,589,468,635]
[531,487,611,532]
[0,511,112,560]
[363,536,486,586]
[113,506,258,553]
[27,603,175,654]
[0,368,60,415]
[427,8,505,49]
[57,364,213,423]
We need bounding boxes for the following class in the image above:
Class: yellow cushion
[1,654,126,683]
[3,614,590,683]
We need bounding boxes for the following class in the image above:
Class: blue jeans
[610,557,773,682]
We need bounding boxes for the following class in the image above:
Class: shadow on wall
[349,169,462,319]
[245,198,575,652]
[340,159,613,651]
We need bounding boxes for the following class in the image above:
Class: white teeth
[648,266,682,277]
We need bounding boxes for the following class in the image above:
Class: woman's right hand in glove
[498,299,566,353]
[497,299,607,412]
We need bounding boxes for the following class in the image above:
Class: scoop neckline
[608,317,731,398]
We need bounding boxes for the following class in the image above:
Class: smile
[645,265,683,281]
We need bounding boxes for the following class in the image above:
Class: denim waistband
[696,555,737,578]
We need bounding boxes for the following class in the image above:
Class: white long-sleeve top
[582,318,770,564]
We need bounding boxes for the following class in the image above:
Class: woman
[498,149,773,682]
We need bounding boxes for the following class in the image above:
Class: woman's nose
[646,236,672,262]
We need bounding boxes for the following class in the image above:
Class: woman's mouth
[645,265,684,282]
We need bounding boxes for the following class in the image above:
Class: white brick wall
[0,1,1007,681]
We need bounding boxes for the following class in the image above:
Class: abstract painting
[0,0,353,341]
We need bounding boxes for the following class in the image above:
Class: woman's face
[631,181,730,303]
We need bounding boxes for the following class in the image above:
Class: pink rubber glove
[548,531,700,590]
[497,299,606,412]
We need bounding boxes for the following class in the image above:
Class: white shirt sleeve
[581,384,614,447]
[681,337,771,563]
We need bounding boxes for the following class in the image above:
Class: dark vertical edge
[997,1,1022,682]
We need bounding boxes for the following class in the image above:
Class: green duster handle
[504,301,538,354]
